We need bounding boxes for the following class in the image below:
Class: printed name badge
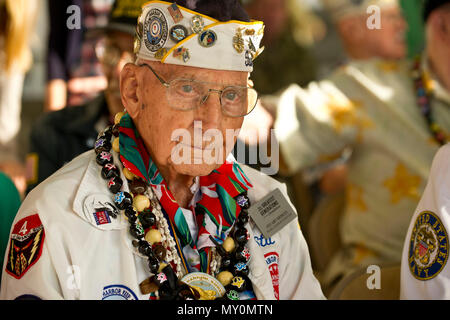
[248,188,297,239]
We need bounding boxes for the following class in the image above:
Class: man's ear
[120,63,141,119]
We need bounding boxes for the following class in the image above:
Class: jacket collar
[72,150,129,230]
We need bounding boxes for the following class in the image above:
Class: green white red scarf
[118,113,252,273]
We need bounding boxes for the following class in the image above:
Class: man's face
[97,31,135,116]
[366,7,407,59]
[129,62,249,177]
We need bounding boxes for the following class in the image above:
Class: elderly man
[249,0,450,294]
[0,0,324,300]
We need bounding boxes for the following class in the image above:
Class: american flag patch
[93,211,111,225]
[167,3,183,23]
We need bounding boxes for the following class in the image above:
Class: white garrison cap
[134,1,265,72]
[321,0,399,21]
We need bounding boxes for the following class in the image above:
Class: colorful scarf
[118,114,252,273]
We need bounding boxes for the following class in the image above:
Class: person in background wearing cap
[243,0,408,221]
[0,0,325,300]
[25,0,146,193]
[244,0,450,296]
[303,0,408,200]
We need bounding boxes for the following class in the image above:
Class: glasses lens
[166,79,258,117]
[222,87,258,117]
[167,79,205,110]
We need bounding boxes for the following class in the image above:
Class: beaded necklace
[412,55,447,146]
[93,114,254,300]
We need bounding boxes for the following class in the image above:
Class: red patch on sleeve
[5,214,45,279]
[264,251,280,300]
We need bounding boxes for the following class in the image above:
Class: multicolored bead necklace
[93,113,254,300]
[412,55,447,146]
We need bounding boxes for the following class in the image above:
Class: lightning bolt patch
[5,214,45,279]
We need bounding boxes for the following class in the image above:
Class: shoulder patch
[15,294,41,300]
[5,214,45,279]
[102,285,139,300]
[264,251,280,300]
[408,211,449,280]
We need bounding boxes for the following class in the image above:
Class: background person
[45,0,113,111]
[26,0,141,193]
[0,0,38,197]
[246,0,450,295]
[322,0,407,61]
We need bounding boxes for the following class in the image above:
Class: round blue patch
[198,30,217,48]
[102,284,138,300]
[169,25,188,43]
[408,211,449,280]
[143,8,168,52]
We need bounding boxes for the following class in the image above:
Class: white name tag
[248,188,297,239]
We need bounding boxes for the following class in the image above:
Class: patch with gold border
[5,214,45,279]
[408,211,449,280]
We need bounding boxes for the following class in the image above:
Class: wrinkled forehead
[139,59,250,86]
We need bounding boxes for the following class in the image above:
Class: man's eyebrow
[166,72,248,87]
[173,73,196,80]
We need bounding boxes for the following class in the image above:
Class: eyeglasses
[138,63,259,118]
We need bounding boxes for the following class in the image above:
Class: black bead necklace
[412,55,447,146]
[94,121,255,300]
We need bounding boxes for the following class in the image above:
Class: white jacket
[0,150,324,300]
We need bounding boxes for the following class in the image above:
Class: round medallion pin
[181,272,225,300]
[143,8,169,52]
[169,25,189,43]
[190,15,204,34]
[198,30,217,48]
[408,211,449,280]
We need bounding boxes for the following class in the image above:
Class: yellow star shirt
[269,56,450,286]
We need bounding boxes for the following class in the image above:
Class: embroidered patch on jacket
[93,210,111,225]
[254,233,275,247]
[408,211,449,280]
[264,251,280,300]
[102,285,139,300]
[5,214,45,279]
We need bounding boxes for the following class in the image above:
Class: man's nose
[196,90,223,128]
